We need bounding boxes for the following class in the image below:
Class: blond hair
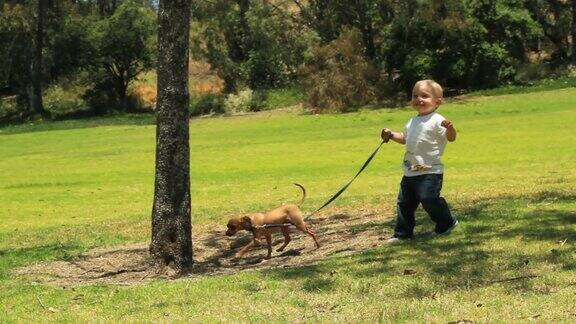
[413,79,443,98]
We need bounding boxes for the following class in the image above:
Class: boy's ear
[436,98,444,108]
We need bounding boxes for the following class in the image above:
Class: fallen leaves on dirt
[15,206,394,286]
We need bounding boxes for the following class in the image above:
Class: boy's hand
[381,128,393,142]
[441,119,457,142]
[441,119,454,129]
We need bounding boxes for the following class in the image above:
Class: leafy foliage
[43,82,88,117]
[293,0,551,110]
[0,4,33,98]
[191,0,318,93]
[1,0,575,121]
[46,14,94,80]
[190,93,226,116]
[299,28,377,112]
[383,0,542,92]
[86,0,156,113]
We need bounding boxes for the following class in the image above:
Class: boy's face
[411,84,442,116]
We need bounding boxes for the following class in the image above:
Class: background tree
[0,3,32,103]
[299,27,377,112]
[29,0,50,118]
[299,0,395,61]
[191,0,316,93]
[383,0,542,92]
[45,7,94,81]
[572,0,576,62]
[526,0,571,64]
[87,0,156,112]
[0,0,95,121]
[1,0,575,122]
[0,0,50,121]
[150,0,193,274]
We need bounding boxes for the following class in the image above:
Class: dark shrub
[299,27,377,113]
[190,93,225,116]
[249,90,268,112]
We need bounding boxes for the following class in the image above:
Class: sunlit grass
[0,87,575,321]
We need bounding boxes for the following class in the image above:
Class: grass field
[0,87,575,322]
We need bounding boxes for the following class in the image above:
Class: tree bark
[572,0,576,62]
[226,0,250,63]
[150,0,193,274]
[29,0,50,119]
[355,0,376,61]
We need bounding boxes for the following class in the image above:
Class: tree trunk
[113,71,129,112]
[226,0,250,63]
[572,0,576,62]
[150,0,193,274]
[356,0,376,61]
[29,0,49,119]
[310,0,334,42]
[237,0,251,59]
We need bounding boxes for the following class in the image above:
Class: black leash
[252,223,293,229]
[305,139,388,221]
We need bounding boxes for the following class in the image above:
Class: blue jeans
[394,174,456,238]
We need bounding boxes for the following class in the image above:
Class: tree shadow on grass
[270,190,576,294]
[187,211,395,286]
[11,190,574,289]
[0,114,155,135]
[0,243,84,279]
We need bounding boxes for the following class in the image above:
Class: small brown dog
[225,183,320,259]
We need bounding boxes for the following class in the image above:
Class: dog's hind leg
[293,223,320,249]
[305,226,320,249]
[290,208,321,249]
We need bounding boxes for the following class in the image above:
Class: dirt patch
[15,207,394,286]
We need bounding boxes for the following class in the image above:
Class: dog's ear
[241,216,252,229]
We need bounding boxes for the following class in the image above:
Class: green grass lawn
[0,88,575,322]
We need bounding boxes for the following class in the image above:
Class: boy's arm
[441,120,457,142]
[381,128,406,144]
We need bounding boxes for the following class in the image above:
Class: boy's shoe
[431,220,459,238]
[386,236,410,244]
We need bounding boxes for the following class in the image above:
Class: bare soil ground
[15,207,395,286]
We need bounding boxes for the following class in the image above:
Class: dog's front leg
[276,227,291,252]
[265,235,272,259]
[235,239,258,258]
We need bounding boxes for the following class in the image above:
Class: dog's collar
[245,218,256,232]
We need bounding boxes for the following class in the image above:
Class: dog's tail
[294,183,306,208]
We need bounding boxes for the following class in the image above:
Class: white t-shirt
[402,112,448,177]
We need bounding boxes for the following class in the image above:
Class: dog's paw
[278,249,302,257]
